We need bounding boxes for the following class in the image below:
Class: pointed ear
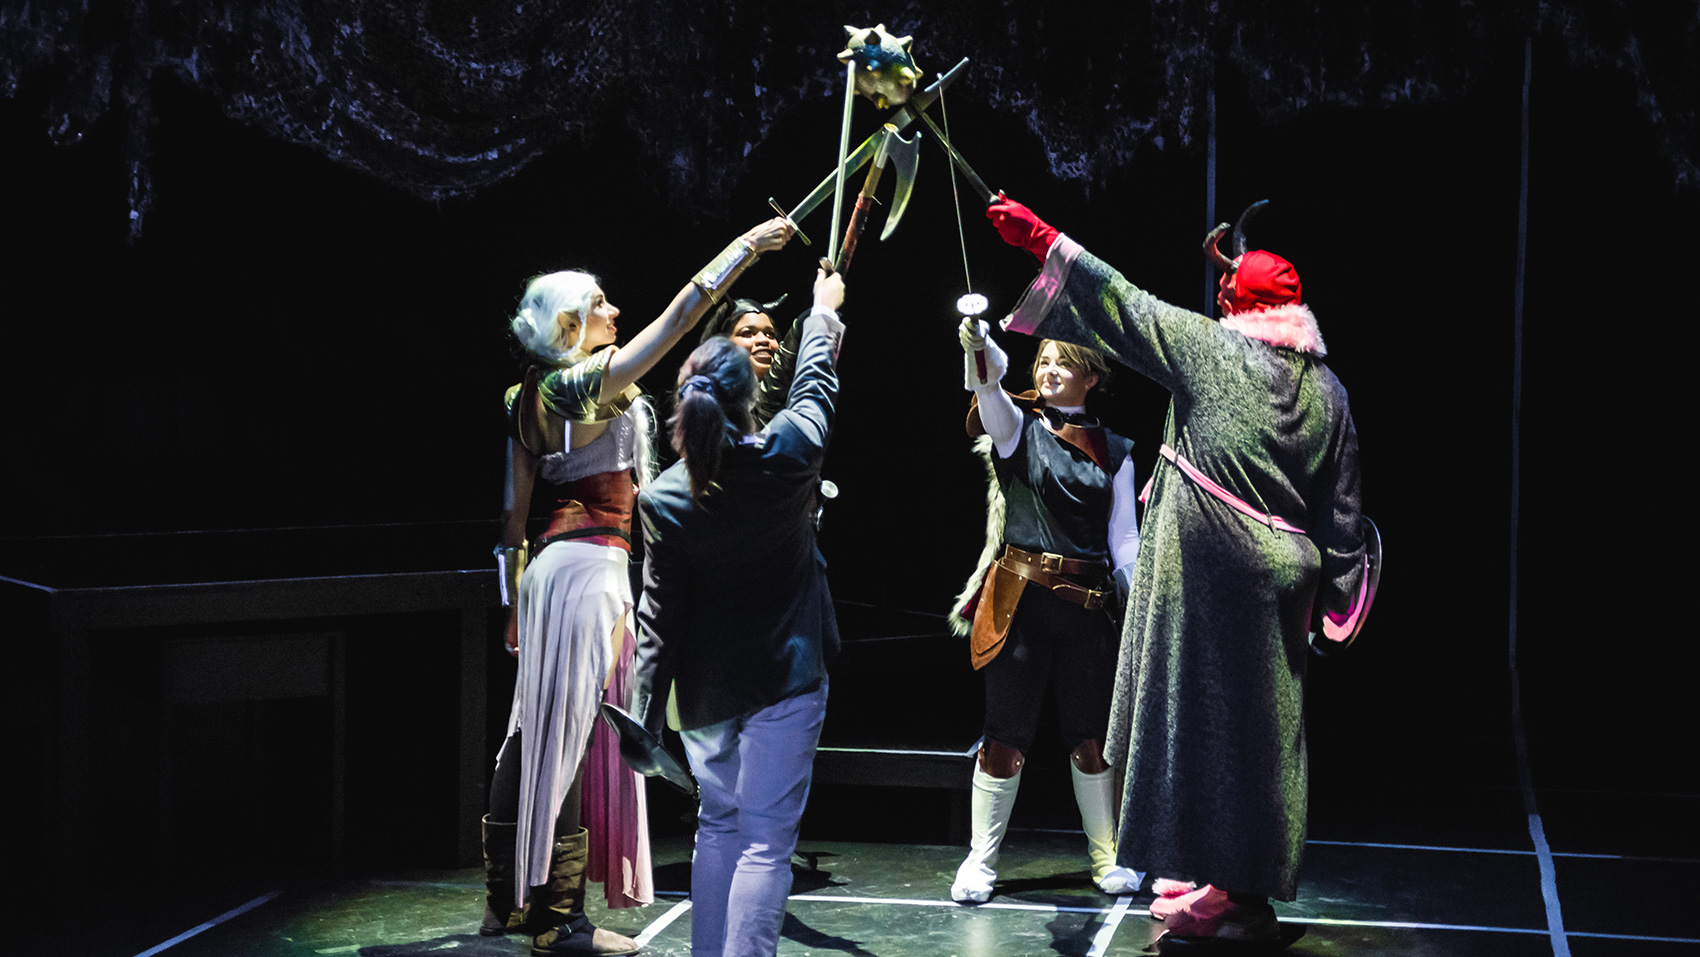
[1083,373,1101,393]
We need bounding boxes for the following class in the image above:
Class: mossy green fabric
[1026,248,1364,901]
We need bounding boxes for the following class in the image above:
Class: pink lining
[1001,234,1082,335]
[582,629,654,907]
[1145,444,1306,534]
[1321,553,1372,642]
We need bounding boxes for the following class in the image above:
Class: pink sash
[1142,444,1307,534]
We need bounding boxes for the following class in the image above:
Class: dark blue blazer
[630,310,844,733]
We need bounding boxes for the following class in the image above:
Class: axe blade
[880,127,921,241]
[783,57,969,227]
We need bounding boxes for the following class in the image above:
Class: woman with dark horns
[486,216,794,956]
[696,293,802,429]
[948,321,1143,904]
[630,266,846,957]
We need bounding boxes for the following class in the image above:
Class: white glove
[960,318,1009,390]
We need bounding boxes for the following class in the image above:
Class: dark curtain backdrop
[3,3,1696,788]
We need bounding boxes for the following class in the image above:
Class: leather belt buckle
[1039,552,1065,574]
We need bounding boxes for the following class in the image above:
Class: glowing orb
[956,293,989,316]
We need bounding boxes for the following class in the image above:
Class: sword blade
[827,59,857,266]
[783,58,969,226]
[906,105,995,204]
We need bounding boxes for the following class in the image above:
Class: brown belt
[996,545,1109,610]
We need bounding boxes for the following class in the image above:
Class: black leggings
[488,729,585,837]
[980,585,1117,755]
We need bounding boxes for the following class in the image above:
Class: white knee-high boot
[1071,765,1144,895]
[951,765,1022,903]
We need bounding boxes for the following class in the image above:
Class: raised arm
[987,197,1221,397]
[768,269,846,453]
[960,318,1021,458]
[752,307,807,429]
[600,217,795,400]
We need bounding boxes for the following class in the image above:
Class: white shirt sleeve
[1108,456,1140,570]
[974,386,1024,459]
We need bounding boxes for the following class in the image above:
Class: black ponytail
[669,336,756,500]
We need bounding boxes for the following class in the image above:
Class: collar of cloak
[1219,302,1327,356]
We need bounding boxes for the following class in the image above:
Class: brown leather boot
[530,827,640,956]
[480,816,528,936]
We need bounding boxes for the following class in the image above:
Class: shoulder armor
[538,348,639,423]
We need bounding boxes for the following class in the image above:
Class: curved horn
[1203,222,1237,273]
[760,293,789,314]
[1231,199,1270,258]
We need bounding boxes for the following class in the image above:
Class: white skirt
[501,540,630,900]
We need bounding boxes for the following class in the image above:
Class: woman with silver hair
[485,216,793,956]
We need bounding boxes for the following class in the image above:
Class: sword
[833,125,916,272]
[827,58,857,267]
[903,101,997,205]
[777,58,967,228]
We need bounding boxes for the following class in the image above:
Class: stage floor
[29,775,1698,957]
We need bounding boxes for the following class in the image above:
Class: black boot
[480,816,527,936]
[530,828,640,956]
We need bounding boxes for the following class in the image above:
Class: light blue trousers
[680,678,829,957]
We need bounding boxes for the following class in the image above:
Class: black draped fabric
[2,1,1694,238]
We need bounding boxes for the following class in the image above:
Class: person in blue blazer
[630,267,845,957]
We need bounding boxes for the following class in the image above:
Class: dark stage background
[2,1,1695,891]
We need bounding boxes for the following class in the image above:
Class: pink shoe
[1155,890,1302,952]
[1153,884,1231,936]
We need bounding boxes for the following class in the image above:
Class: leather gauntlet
[692,237,759,305]
[493,543,528,607]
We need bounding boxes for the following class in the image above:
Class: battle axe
[772,57,966,242]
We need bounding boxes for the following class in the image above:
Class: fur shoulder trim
[948,434,1005,637]
[1220,302,1326,356]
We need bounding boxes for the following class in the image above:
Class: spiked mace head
[838,24,922,109]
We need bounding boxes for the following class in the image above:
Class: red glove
[986,195,1060,263]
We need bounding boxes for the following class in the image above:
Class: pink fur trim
[1152,878,1200,899]
[1220,302,1327,356]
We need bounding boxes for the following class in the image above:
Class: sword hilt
[767,197,811,247]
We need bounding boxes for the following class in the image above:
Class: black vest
[994,411,1132,567]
